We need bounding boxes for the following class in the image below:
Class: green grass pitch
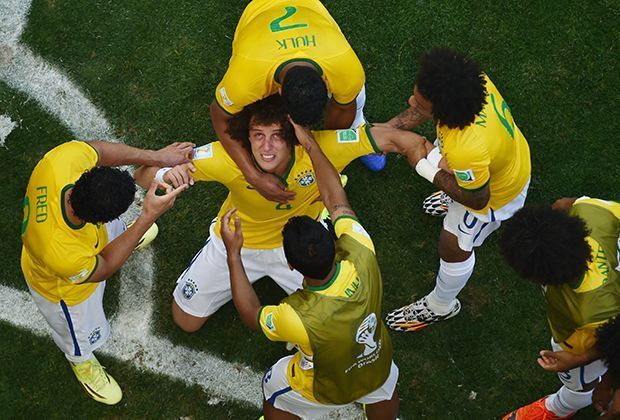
[1,0,618,418]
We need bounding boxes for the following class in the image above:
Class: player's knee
[438,229,471,262]
[171,300,208,333]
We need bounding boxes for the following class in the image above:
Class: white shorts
[551,339,607,391]
[27,218,125,362]
[443,179,530,252]
[263,355,398,419]
[173,219,304,318]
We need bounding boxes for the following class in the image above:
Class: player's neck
[279,61,317,83]
[305,264,337,288]
[64,188,85,226]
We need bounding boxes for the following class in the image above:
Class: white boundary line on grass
[0,2,361,417]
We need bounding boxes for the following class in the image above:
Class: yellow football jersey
[258,216,375,402]
[190,125,380,248]
[21,141,108,305]
[215,0,365,115]
[437,75,531,212]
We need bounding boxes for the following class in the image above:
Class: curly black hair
[596,315,620,385]
[281,66,327,126]
[226,94,297,151]
[416,48,487,129]
[500,206,592,286]
[283,216,335,280]
[70,166,136,224]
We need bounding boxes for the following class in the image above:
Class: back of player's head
[596,315,620,385]
[226,94,297,149]
[416,48,487,129]
[70,166,136,224]
[282,216,335,280]
[281,66,327,126]
[500,206,592,286]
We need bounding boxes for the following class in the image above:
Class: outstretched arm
[89,141,194,167]
[289,120,355,221]
[87,181,187,283]
[220,208,261,331]
[384,106,431,130]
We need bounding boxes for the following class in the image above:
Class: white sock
[426,253,475,313]
[545,386,593,416]
[66,352,95,364]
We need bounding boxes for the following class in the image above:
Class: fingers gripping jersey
[190,125,380,248]
[215,0,365,115]
[436,75,531,212]
[21,141,108,305]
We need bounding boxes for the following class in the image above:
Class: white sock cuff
[439,254,475,276]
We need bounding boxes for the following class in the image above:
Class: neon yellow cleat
[70,356,122,405]
[129,222,158,250]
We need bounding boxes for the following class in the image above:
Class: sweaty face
[408,85,433,119]
[248,121,291,175]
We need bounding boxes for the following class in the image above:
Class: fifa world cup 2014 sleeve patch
[193,144,213,160]
[454,169,476,183]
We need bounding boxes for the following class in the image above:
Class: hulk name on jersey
[191,125,380,249]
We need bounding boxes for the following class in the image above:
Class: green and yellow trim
[274,58,323,84]
[61,184,85,230]
[306,262,341,291]
[363,124,383,155]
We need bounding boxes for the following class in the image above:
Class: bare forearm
[433,170,489,210]
[89,215,154,282]
[89,141,162,167]
[227,255,261,331]
[134,166,159,189]
[385,107,430,130]
[324,100,355,129]
[305,141,349,213]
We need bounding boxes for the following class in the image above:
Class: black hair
[226,94,297,150]
[596,315,620,385]
[281,66,327,126]
[416,48,487,129]
[282,216,335,280]
[70,166,136,224]
[500,206,592,286]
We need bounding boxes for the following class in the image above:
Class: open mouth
[261,154,276,162]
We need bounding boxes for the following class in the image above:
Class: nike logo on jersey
[246,185,255,190]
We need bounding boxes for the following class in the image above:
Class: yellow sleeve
[46,240,98,284]
[215,56,268,115]
[333,215,375,253]
[324,50,365,105]
[574,197,620,219]
[559,325,600,354]
[46,141,99,170]
[258,303,310,347]
[191,142,239,185]
[448,139,491,191]
[315,124,381,172]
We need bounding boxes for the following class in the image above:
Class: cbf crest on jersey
[294,169,316,187]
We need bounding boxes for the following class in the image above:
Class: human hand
[142,180,187,222]
[537,349,584,372]
[155,142,195,166]
[220,208,243,256]
[251,172,296,203]
[164,163,196,187]
[288,116,316,153]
